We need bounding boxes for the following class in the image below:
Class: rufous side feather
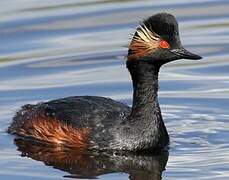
[15,115,91,149]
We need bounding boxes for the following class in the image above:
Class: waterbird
[8,13,202,152]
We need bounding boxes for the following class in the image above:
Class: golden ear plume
[128,24,160,61]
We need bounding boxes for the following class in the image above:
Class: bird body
[8,13,202,152]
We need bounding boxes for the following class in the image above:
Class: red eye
[159,40,170,49]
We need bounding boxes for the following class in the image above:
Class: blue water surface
[0,0,229,179]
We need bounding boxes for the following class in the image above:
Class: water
[1,0,229,179]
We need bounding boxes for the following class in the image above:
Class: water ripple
[0,0,229,179]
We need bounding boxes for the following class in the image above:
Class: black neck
[126,60,169,149]
[127,61,160,119]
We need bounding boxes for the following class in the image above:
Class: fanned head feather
[128,23,161,61]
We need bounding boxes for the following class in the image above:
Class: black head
[128,13,202,64]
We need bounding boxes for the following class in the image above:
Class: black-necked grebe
[8,13,202,152]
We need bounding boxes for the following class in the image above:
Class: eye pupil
[160,40,170,49]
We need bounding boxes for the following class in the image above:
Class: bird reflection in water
[14,138,169,180]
